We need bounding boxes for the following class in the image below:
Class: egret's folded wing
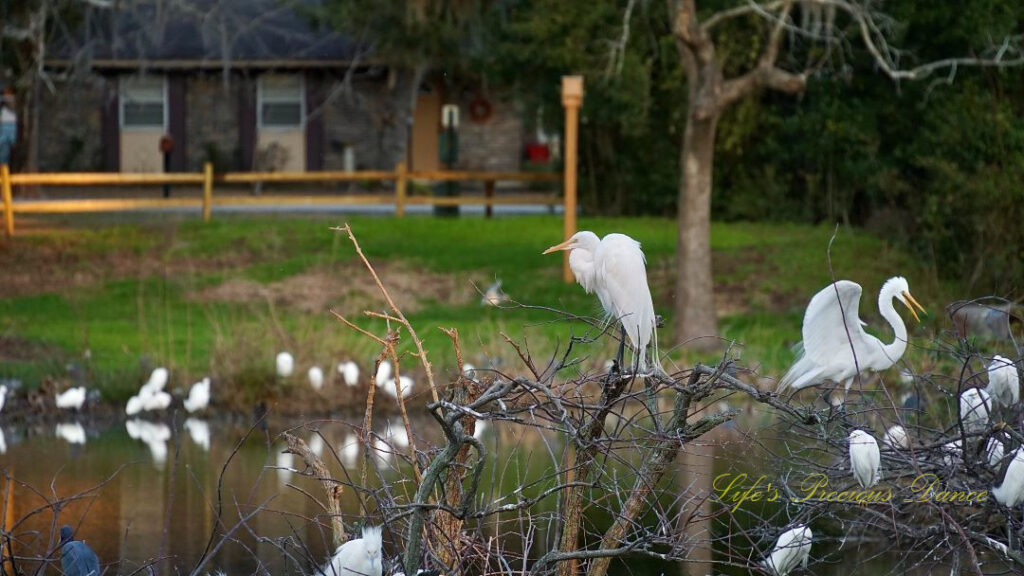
[594,234,656,352]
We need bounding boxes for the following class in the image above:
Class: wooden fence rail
[0,161,563,237]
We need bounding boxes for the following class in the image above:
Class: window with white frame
[120,75,166,129]
[258,74,304,128]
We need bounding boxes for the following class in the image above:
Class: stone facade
[321,77,395,171]
[186,74,241,171]
[38,76,109,171]
[454,95,523,172]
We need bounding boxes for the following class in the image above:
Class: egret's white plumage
[849,430,881,488]
[463,363,476,376]
[308,433,325,457]
[544,231,658,372]
[184,418,211,451]
[0,384,8,413]
[993,448,1024,506]
[959,388,991,433]
[184,377,211,413]
[142,390,172,412]
[340,361,360,387]
[778,277,925,392]
[308,366,325,391]
[941,440,962,467]
[381,376,413,400]
[386,418,410,448]
[55,387,87,410]
[987,437,1005,468]
[884,425,909,450]
[139,367,169,397]
[0,427,6,454]
[323,525,382,576]
[375,361,392,385]
[276,352,294,378]
[125,395,144,416]
[986,355,1019,408]
[763,524,812,576]
[55,422,87,445]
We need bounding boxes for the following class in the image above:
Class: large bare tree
[667,0,1024,348]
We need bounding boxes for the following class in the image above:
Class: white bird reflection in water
[55,422,87,445]
[386,418,410,448]
[0,427,6,454]
[370,435,392,468]
[126,419,171,467]
[339,433,359,468]
[308,433,324,458]
[184,418,211,451]
[276,447,295,485]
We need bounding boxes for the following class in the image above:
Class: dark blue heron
[60,525,100,576]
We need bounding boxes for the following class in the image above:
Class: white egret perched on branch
[848,429,881,488]
[986,355,1019,407]
[324,525,383,576]
[778,277,926,394]
[543,231,658,372]
[763,524,812,576]
[993,448,1024,506]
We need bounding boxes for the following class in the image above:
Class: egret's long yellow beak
[902,291,927,322]
[542,238,575,255]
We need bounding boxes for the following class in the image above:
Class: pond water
[0,406,961,576]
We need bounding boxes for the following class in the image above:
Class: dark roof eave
[44,58,380,71]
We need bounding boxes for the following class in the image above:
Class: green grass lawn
[0,213,950,402]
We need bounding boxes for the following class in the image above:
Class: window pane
[260,75,302,99]
[122,76,164,100]
[124,102,164,127]
[261,103,302,127]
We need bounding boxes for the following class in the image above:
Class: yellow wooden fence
[0,161,562,236]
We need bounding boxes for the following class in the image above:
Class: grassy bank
[0,214,948,406]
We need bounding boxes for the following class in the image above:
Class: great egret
[778,277,925,393]
[883,425,909,450]
[959,388,991,433]
[184,378,211,413]
[543,231,658,372]
[849,430,881,488]
[55,422,87,445]
[55,387,87,411]
[987,437,1005,468]
[276,352,294,378]
[142,390,172,412]
[0,428,6,454]
[986,355,1019,407]
[125,395,144,416]
[340,361,360,387]
[140,367,169,397]
[993,448,1024,506]
[308,366,325,391]
[324,525,383,576]
[59,525,100,576]
[763,524,812,576]
[184,418,211,451]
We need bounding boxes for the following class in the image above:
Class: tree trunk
[674,112,720,348]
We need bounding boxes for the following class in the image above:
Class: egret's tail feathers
[777,355,821,393]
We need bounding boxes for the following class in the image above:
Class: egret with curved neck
[778,276,926,393]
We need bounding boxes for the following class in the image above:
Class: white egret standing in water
[308,366,325,391]
[183,378,211,413]
[986,355,1019,407]
[543,231,658,373]
[849,430,881,488]
[323,525,382,576]
[55,387,87,411]
[993,448,1024,506]
[763,524,812,576]
[778,277,925,393]
[276,352,294,378]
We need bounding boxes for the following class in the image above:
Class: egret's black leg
[616,326,627,372]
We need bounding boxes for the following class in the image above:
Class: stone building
[38,0,529,174]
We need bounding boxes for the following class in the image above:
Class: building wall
[186,74,241,171]
[37,77,108,171]
[455,95,522,172]
[120,131,165,172]
[321,77,393,171]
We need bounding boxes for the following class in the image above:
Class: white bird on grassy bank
[276,352,294,378]
[184,377,211,413]
[55,387,87,411]
[340,361,360,387]
[308,366,325,391]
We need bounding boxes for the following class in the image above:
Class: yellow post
[1,164,13,237]
[561,76,584,283]
[395,160,407,217]
[202,162,213,222]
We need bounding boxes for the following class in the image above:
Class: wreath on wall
[468,96,493,123]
